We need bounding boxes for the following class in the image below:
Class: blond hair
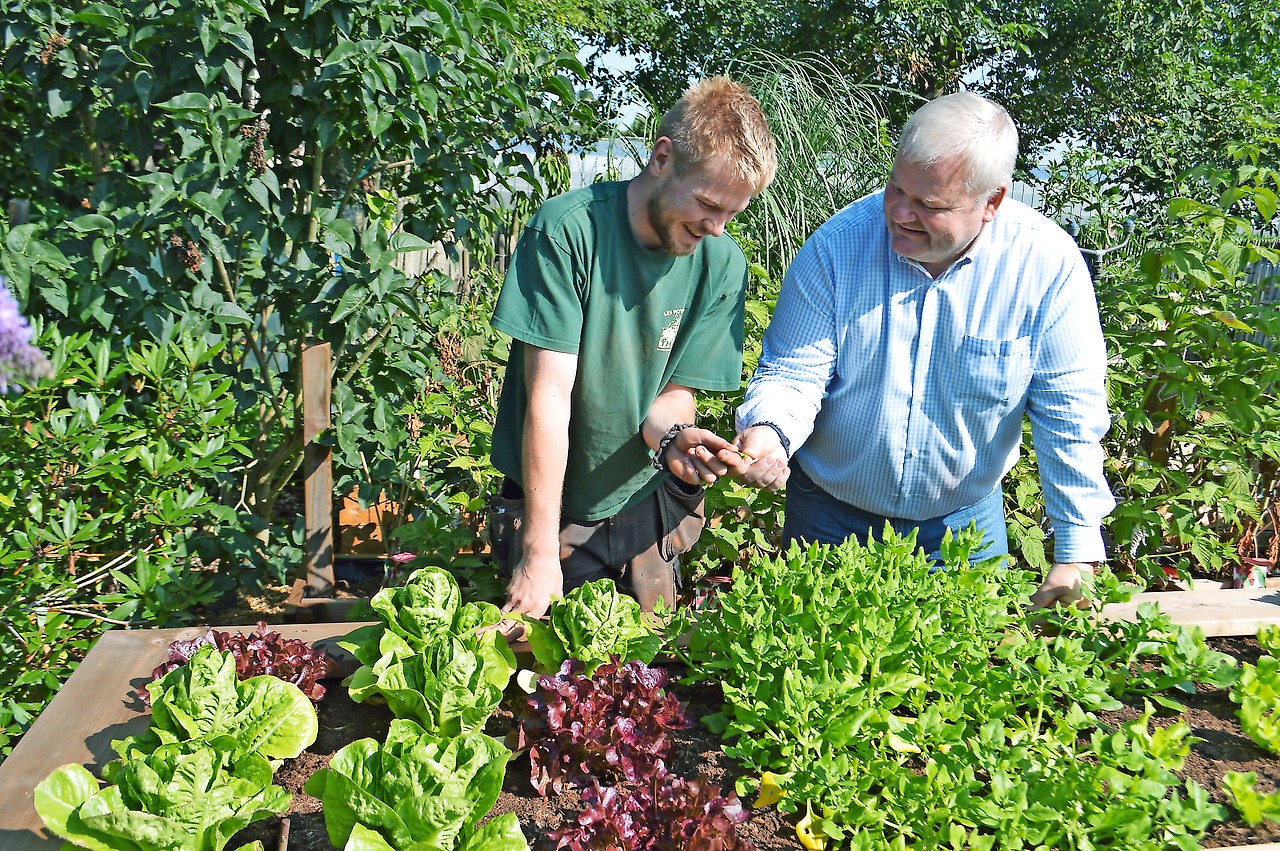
[656,77,777,194]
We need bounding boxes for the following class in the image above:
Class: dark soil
[230,637,1280,850]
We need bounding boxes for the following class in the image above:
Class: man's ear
[647,136,675,178]
[982,184,1008,222]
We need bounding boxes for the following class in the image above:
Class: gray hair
[895,92,1018,198]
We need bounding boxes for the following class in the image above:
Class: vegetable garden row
[10,529,1280,850]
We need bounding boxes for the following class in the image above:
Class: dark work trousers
[488,475,705,611]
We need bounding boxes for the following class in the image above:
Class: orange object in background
[336,489,398,554]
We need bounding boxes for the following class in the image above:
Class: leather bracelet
[745,420,791,457]
[651,422,695,471]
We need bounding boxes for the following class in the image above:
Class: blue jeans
[782,460,1008,566]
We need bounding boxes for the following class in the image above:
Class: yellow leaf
[797,803,827,851]
[754,771,785,808]
[887,732,921,754]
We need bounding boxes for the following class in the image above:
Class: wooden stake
[302,342,334,594]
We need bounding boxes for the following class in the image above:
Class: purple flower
[0,275,52,394]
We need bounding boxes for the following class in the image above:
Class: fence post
[6,199,30,226]
[302,342,334,593]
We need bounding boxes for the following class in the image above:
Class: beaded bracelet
[650,422,695,471]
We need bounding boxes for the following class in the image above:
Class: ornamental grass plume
[0,274,52,393]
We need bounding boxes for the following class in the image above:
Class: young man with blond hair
[489,77,783,623]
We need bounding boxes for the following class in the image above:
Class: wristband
[651,422,695,471]
[745,421,791,457]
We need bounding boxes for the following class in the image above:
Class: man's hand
[719,425,790,491]
[1029,562,1095,610]
[664,426,737,484]
[500,553,563,638]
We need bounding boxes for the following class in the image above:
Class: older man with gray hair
[729,91,1115,607]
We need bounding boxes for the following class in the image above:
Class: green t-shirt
[490,180,748,521]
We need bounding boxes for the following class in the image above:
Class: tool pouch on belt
[658,476,707,563]
[488,493,524,579]
[627,476,707,611]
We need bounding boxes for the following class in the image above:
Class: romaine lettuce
[114,645,317,762]
[520,578,662,676]
[346,638,502,735]
[35,741,287,851]
[340,566,514,694]
[304,719,526,851]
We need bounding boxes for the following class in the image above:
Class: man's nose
[887,197,914,224]
[704,211,730,237]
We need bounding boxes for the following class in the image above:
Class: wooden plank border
[302,342,334,595]
[1100,586,1280,637]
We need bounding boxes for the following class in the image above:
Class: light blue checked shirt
[737,192,1115,561]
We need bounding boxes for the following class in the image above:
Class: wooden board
[1100,586,1280,636]
[302,341,334,594]
[0,623,366,851]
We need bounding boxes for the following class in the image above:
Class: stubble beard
[646,193,698,257]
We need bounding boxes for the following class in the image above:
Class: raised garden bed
[7,584,1280,850]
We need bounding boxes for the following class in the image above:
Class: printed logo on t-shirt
[658,308,685,351]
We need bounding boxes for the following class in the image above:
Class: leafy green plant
[35,740,286,851]
[113,646,318,763]
[346,638,506,736]
[1049,600,1239,710]
[517,578,663,676]
[1099,145,1280,586]
[304,718,526,851]
[1224,771,1280,826]
[675,529,1234,848]
[1232,653,1280,754]
[340,566,514,688]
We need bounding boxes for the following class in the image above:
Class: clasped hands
[662,424,789,492]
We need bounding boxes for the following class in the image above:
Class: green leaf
[321,40,364,68]
[210,301,253,325]
[388,232,432,254]
[68,3,124,30]
[155,93,213,115]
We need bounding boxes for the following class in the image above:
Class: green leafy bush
[0,326,259,760]
[1099,146,1280,585]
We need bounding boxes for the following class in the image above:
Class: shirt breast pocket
[956,335,1031,406]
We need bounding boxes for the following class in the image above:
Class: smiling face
[883,155,1006,277]
[631,139,757,257]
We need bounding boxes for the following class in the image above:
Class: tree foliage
[2,0,593,528]
[595,0,1280,208]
